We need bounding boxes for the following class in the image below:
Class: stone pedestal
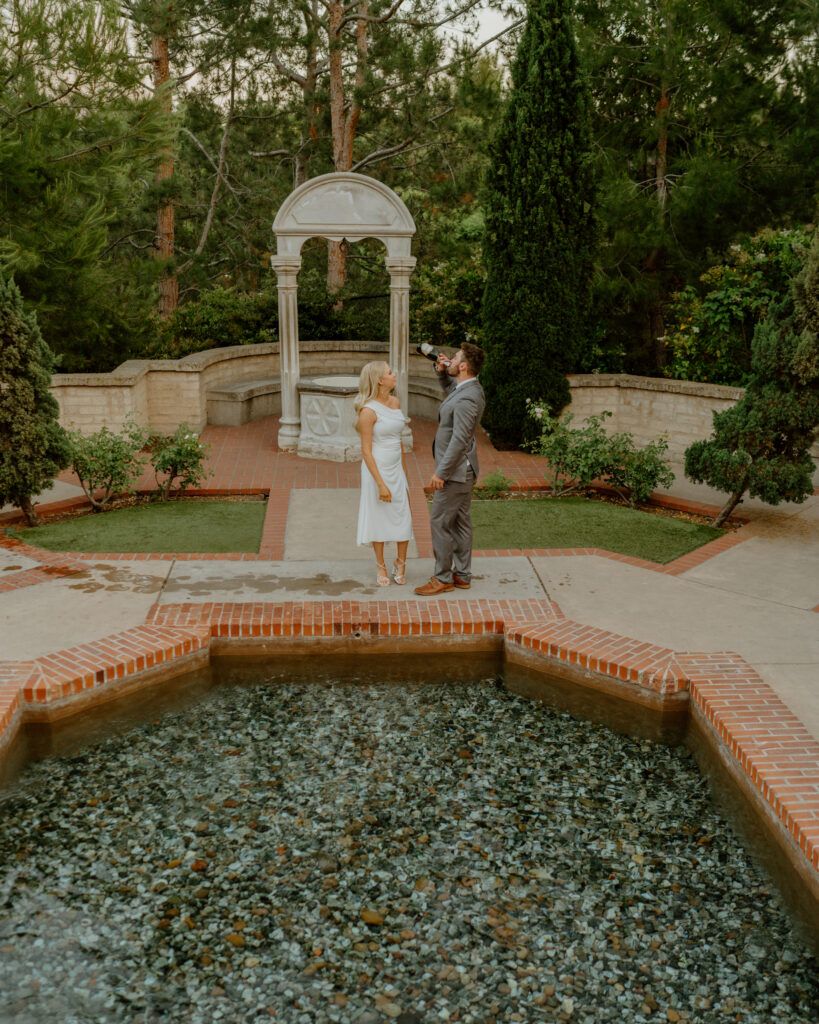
[297,376,362,462]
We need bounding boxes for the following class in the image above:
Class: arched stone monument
[271,172,416,457]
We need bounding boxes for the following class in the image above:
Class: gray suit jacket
[432,372,486,482]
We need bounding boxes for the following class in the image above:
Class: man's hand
[429,474,445,491]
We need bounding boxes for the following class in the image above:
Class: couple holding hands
[354,341,486,595]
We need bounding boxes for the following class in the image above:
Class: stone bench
[206,372,446,427]
[206,377,281,426]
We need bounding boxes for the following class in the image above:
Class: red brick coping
[0,599,817,910]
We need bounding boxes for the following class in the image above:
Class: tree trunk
[152,32,177,318]
[296,2,320,189]
[20,496,38,527]
[647,81,670,370]
[713,488,745,528]
[326,0,368,294]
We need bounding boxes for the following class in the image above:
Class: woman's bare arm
[359,408,391,502]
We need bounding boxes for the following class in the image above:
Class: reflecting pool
[0,662,816,1023]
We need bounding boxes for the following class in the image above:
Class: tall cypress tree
[0,276,71,526]
[481,0,596,445]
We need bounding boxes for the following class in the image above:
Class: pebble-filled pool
[0,670,816,1024]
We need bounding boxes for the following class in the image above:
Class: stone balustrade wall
[566,374,746,463]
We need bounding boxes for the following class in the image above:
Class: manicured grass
[17,500,267,553]
[471,496,724,564]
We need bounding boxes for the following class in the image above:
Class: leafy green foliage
[68,421,147,511]
[476,469,515,499]
[148,289,278,358]
[685,229,819,525]
[575,0,819,375]
[410,248,485,353]
[481,0,597,445]
[527,404,675,507]
[605,433,674,508]
[665,228,812,385]
[148,424,212,500]
[527,409,615,497]
[0,0,168,370]
[0,275,71,525]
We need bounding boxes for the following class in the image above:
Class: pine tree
[480,0,596,446]
[0,276,71,526]
[685,229,819,526]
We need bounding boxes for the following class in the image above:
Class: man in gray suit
[415,341,486,596]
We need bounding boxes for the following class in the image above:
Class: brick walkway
[51,415,550,496]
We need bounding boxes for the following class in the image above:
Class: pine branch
[180,128,240,197]
[0,81,81,128]
[351,138,437,171]
[338,0,407,30]
[178,59,237,274]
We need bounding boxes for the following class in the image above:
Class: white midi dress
[356,401,414,546]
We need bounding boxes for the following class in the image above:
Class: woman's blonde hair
[354,360,390,432]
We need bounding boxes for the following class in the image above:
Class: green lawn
[16,494,723,562]
[17,501,267,553]
[472,496,724,564]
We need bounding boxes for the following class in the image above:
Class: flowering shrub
[68,419,147,511]
[605,432,674,507]
[665,227,812,386]
[526,406,614,496]
[148,424,212,501]
[476,469,515,498]
[526,402,674,507]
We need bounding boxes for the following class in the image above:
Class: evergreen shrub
[410,250,485,352]
[150,289,278,359]
[476,469,515,498]
[685,274,819,525]
[481,0,597,445]
[0,275,71,525]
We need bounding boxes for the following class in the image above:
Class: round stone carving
[303,395,341,437]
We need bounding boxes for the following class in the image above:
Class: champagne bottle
[416,342,450,365]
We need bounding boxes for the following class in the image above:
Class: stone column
[270,255,302,452]
[385,255,416,449]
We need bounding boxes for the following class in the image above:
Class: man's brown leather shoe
[452,575,471,589]
[414,577,455,596]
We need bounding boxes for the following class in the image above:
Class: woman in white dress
[355,361,413,586]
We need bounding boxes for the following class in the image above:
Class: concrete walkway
[2,496,816,741]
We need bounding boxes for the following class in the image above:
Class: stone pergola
[271,172,416,452]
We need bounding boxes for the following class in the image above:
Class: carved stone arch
[271,173,416,452]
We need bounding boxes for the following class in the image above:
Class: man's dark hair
[461,341,485,376]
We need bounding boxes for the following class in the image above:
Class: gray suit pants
[431,468,476,583]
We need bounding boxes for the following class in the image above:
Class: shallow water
[0,671,816,1024]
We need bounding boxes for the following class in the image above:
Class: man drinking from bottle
[414,341,486,596]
